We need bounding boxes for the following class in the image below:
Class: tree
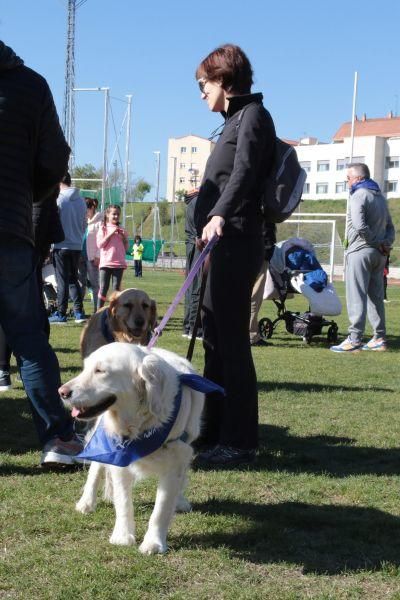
[72,163,102,191]
[130,178,152,202]
[175,189,187,202]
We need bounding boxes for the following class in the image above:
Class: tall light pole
[152,151,161,266]
[122,94,133,228]
[170,156,177,267]
[63,0,88,169]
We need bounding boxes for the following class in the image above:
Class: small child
[132,235,144,277]
[96,204,129,308]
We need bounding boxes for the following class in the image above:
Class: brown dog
[80,288,157,358]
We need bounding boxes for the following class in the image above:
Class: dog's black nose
[134,317,145,327]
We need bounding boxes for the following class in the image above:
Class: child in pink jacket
[96,204,129,308]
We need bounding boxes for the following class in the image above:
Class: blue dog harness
[77,373,224,467]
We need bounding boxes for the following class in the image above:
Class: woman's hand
[201,215,225,244]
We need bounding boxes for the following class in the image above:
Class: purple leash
[147,235,219,350]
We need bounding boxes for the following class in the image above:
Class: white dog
[59,343,206,554]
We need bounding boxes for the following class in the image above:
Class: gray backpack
[237,109,307,223]
[262,138,307,223]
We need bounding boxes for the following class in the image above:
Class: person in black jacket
[193,44,276,466]
[0,40,83,466]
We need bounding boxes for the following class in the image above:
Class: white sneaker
[0,370,11,391]
[40,435,84,468]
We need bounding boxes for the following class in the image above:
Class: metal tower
[62,0,87,165]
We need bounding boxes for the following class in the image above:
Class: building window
[179,177,185,184]
[385,180,398,193]
[179,163,186,169]
[337,158,346,170]
[386,156,399,169]
[191,146,197,153]
[317,160,330,172]
[335,182,346,193]
[303,183,310,194]
[316,183,328,194]
[300,161,311,172]
[180,146,186,153]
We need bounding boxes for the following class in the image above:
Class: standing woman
[96,204,129,308]
[194,44,276,466]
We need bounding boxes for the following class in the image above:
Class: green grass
[1,268,400,599]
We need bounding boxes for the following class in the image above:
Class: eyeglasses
[197,78,207,94]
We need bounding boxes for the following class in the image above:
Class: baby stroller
[258,237,341,344]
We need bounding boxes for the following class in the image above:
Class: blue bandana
[350,178,380,195]
[77,373,224,467]
[101,309,115,343]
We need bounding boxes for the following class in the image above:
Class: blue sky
[1,0,399,198]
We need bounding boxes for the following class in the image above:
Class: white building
[295,113,400,200]
[166,134,215,201]
[167,114,400,202]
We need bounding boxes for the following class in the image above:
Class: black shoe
[250,339,269,347]
[194,445,256,467]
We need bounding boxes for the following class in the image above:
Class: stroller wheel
[259,318,273,340]
[327,324,338,344]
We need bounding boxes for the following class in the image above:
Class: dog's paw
[75,497,96,514]
[139,536,167,555]
[175,495,192,513]
[109,529,136,546]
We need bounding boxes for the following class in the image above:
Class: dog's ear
[149,299,157,329]
[109,291,122,316]
[137,354,176,422]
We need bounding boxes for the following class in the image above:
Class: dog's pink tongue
[71,407,81,418]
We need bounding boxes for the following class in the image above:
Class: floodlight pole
[170,156,177,268]
[122,94,133,227]
[73,86,110,211]
[152,151,161,267]
[102,87,110,211]
[343,71,358,279]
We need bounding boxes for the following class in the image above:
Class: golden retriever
[60,343,204,554]
[80,288,157,358]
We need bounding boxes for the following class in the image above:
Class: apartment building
[296,114,400,200]
[166,134,215,201]
[167,114,400,202]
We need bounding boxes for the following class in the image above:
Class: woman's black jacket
[194,93,276,238]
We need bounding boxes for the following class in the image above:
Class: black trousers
[98,267,124,308]
[201,234,263,450]
[183,242,202,333]
[52,249,83,315]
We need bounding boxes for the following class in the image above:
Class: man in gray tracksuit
[331,163,395,353]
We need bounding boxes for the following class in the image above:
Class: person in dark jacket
[0,40,83,466]
[0,187,65,390]
[182,188,203,339]
[193,44,276,466]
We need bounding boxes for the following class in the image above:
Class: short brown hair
[195,44,253,95]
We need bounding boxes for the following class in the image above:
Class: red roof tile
[333,115,400,141]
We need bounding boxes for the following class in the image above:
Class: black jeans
[201,234,263,450]
[98,267,124,308]
[52,249,83,315]
[134,260,142,277]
